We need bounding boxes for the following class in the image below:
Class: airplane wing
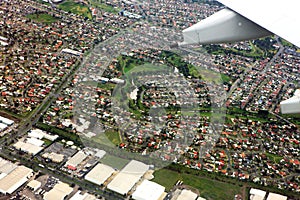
[180,0,300,48]
[180,0,300,114]
[218,0,300,48]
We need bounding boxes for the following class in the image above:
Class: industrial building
[0,165,33,194]
[267,193,287,200]
[43,182,73,200]
[0,115,14,126]
[249,188,267,200]
[27,180,41,192]
[176,189,198,200]
[65,150,88,170]
[131,179,165,200]
[13,140,44,155]
[69,190,98,200]
[107,160,149,196]
[85,163,115,186]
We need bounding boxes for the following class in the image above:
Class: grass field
[266,152,283,163]
[100,154,129,170]
[89,0,120,14]
[105,129,121,146]
[27,13,58,24]
[58,1,92,19]
[90,129,121,147]
[152,169,244,200]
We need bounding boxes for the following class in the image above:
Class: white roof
[280,89,300,114]
[177,189,198,200]
[0,158,17,174]
[267,193,287,200]
[27,137,44,147]
[121,160,149,175]
[14,141,43,155]
[107,160,149,195]
[66,151,87,168]
[61,48,82,56]
[69,191,98,200]
[29,129,58,141]
[0,166,33,194]
[0,36,8,41]
[0,116,14,125]
[218,0,300,47]
[249,188,267,200]
[0,123,7,131]
[95,150,106,159]
[85,163,115,186]
[27,180,41,191]
[132,180,165,200]
[29,129,44,139]
[44,182,73,200]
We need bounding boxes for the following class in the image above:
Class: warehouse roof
[27,180,41,191]
[132,180,165,200]
[0,157,17,175]
[0,116,14,125]
[107,160,149,195]
[0,166,33,194]
[85,163,115,186]
[0,123,7,131]
[177,189,198,200]
[267,193,287,200]
[14,141,43,155]
[69,191,97,200]
[249,188,267,200]
[27,137,44,147]
[43,182,73,200]
[65,151,87,168]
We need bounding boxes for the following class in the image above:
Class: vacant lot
[152,168,244,200]
[58,1,92,19]
[27,13,58,23]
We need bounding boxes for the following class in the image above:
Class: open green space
[221,73,232,83]
[152,168,243,200]
[27,13,58,24]
[58,1,92,20]
[128,63,170,74]
[266,152,283,163]
[100,154,129,170]
[203,40,273,59]
[105,129,121,146]
[89,0,120,14]
[90,132,117,147]
[97,82,116,91]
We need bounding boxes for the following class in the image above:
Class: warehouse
[267,193,287,200]
[28,129,58,141]
[27,180,41,192]
[0,116,14,125]
[0,165,33,194]
[0,123,7,132]
[69,190,97,200]
[13,141,44,155]
[132,180,165,200]
[0,158,17,179]
[249,188,267,200]
[107,160,149,196]
[43,182,73,200]
[65,150,88,170]
[85,163,115,186]
[176,189,198,200]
